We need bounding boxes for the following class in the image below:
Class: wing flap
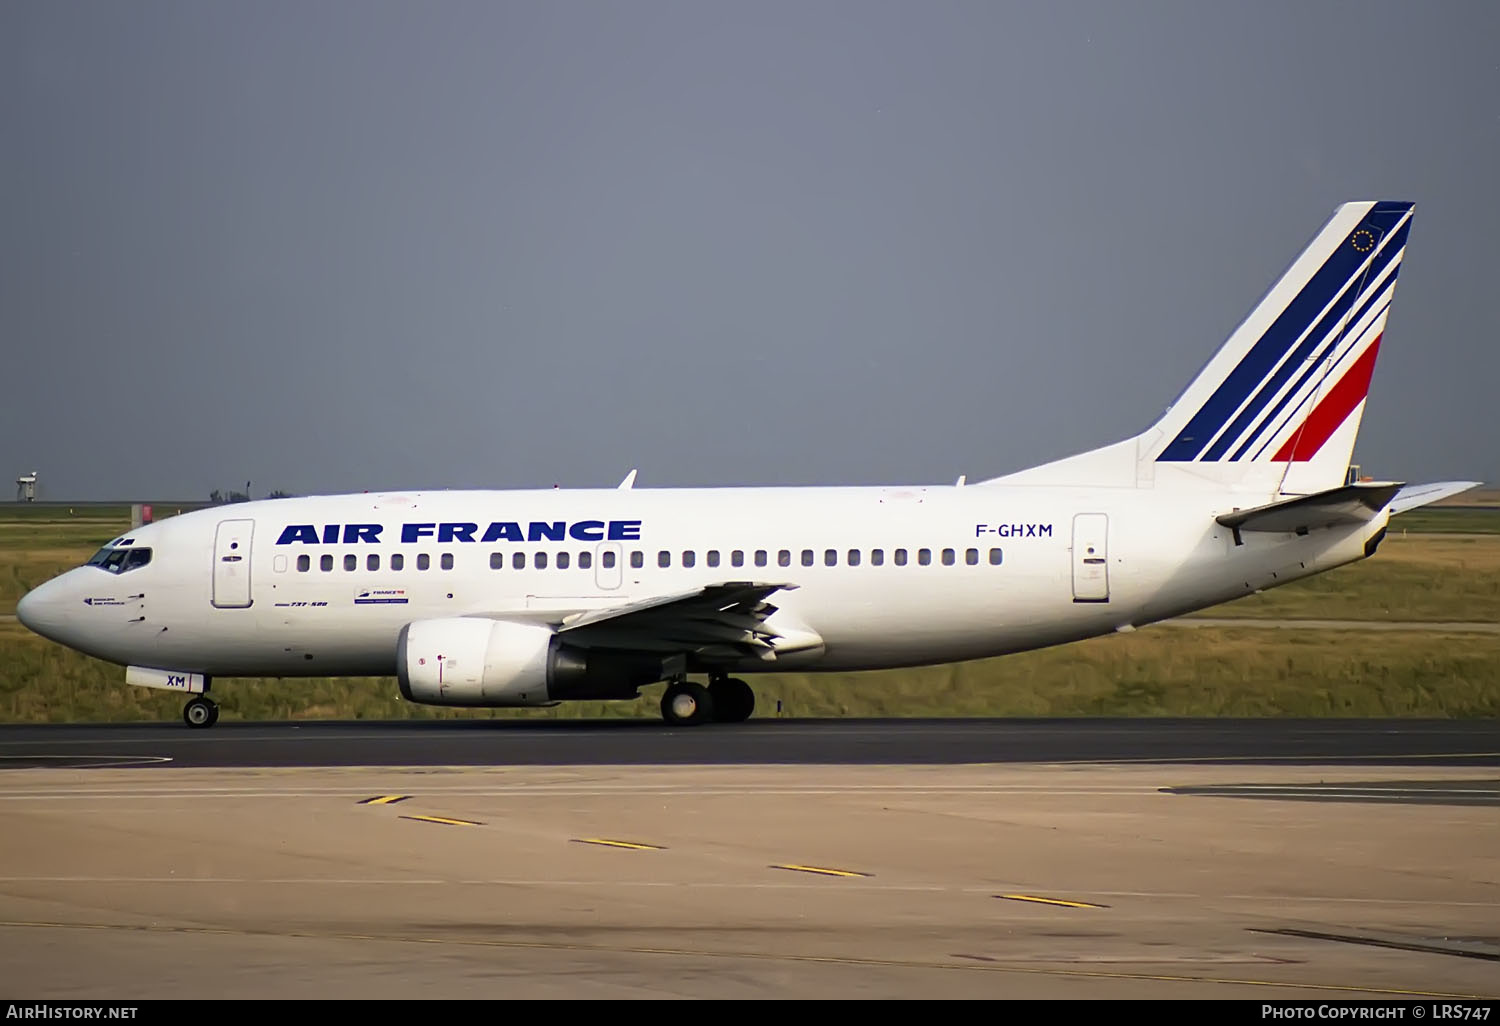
[556,581,811,662]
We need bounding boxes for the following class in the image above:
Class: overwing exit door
[1071,513,1109,603]
[212,519,255,608]
[594,542,623,590]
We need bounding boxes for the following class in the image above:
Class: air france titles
[275,520,643,546]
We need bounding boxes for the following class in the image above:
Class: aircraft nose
[16,579,68,641]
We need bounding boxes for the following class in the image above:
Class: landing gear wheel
[183,696,218,729]
[660,681,714,726]
[709,678,755,723]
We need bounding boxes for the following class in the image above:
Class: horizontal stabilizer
[1386,480,1483,515]
[1215,482,1404,534]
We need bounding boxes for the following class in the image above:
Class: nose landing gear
[183,696,219,729]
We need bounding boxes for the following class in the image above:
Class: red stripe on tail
[1273,334,1383,462]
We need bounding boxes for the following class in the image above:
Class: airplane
[16,200,1481,729]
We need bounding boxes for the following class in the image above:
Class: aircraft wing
[555,582,802,661]
[1215,482,1405,533]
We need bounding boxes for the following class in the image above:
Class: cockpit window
[86,546,152,574]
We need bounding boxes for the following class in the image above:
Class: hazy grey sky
[3,1,1496,501]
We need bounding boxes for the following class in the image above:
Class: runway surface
[1,717,1497,769]
[2,718,1497,1000]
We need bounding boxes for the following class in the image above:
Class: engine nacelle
[396,617,661,707]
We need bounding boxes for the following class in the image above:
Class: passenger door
[1071,513,1109,603]
[212,519,255,608]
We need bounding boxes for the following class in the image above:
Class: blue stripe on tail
[1210,217,1409,461]
[1156,202,1411,463]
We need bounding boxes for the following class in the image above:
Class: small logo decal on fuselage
[355,589,408,605]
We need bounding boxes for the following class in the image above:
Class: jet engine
[396,617,660,707]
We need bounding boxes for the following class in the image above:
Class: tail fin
[981,201,1414,494]
[1142,200,1414,494]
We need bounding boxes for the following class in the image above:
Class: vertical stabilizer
[979,201,1414,494]
[1144,201,1412,494]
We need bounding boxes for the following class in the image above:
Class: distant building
[15,471,37,502]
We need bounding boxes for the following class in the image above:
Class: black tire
[183,697,217,729]
[660,681,714,726]
[709,678,755,723]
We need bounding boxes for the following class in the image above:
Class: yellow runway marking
[573,838,665,851]
[771,864,871,878]
[399,815,483,827]
[359,795,411,805]
[997,893,1108,909]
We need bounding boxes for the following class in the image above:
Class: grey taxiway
[0,718,1496,1000]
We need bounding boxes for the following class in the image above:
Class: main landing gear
[183,696,219,729]
[659,676,756,726]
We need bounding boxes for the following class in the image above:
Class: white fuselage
[18,483,1383,679]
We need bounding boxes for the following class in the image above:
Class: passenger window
[847,549,860,566]
[321,554,334,572]
[557,551,570,569]
[707,550,720,568]
[490,552,504,570]
[441,553,454,570]
[344,554,357,571]
[682,550,695,568]
[367,554,380,571]
[894,548,908,566]
[391,553,404,571]
[297,554,310,572]
[603,550,617,568]
[989,548,1003,565]
[824,549,837,567]
[801,549,814,567]
[778,550,791,567]
[417,553,430,571]
[631,551,644,569]
[512,552,526,570]
[918,548,932,565]
[941,548,955,566]
[966,548,979,566]
[731,550,745,567]
[579,551,592,569]
[755,550,768,567]
[534,552,548,570]
[658,550,671,568]
[871,549,884,566]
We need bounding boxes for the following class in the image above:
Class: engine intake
[396,617,659,707]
